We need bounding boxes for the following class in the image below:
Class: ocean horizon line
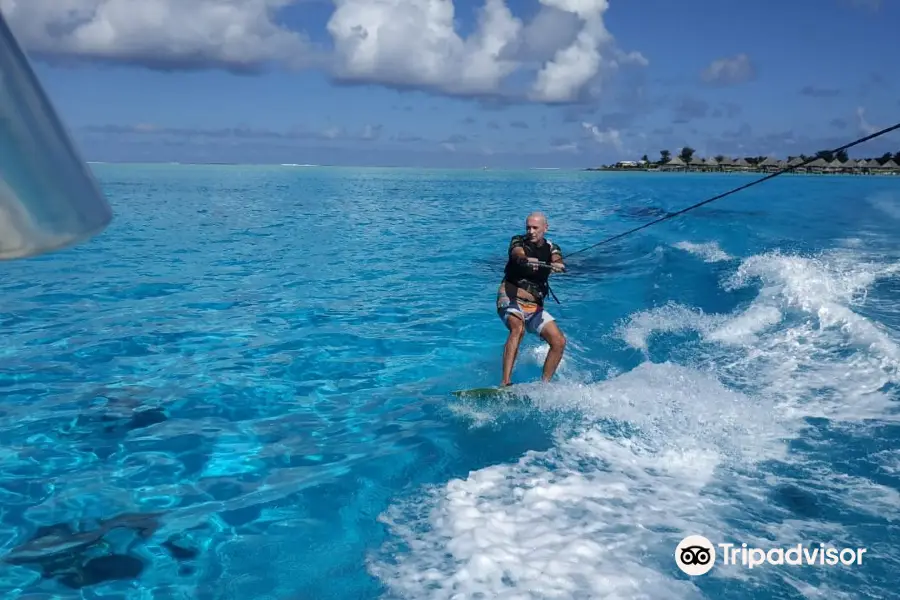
[82,161,899,178]
[83,161,579,170]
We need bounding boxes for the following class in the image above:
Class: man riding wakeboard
[496,211,567,386]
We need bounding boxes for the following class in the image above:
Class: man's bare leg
[501,315,525,386]
[539,321,567,382]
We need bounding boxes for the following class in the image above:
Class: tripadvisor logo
[675,535,868,576]
[675,535,716,576]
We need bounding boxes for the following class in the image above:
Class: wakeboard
[450,384,530,401]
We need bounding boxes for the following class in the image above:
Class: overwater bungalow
[661,156,686,171]
[731,158,752,172]
[876,159,899,174]
[844,159,863,172]
[757,157,781,172]
[806,158,828,173]
[864,159,882,170]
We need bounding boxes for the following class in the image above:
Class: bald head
[527,211,547,226]
[525,211,549,243]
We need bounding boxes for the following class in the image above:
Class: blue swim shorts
[496,290,555,335]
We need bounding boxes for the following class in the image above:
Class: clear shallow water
[1,164,899,599]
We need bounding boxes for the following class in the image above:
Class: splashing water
[370,246,900,599]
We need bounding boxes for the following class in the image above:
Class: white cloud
[530,26,602,102]
[1,0,646,104]
[552,141,579,153]
[613,49,649,68]
[326,0,522,96]
[512,6,581,64]
[856,106,877,135]
[701,53,755,85]
[360,124,382,140]
[0,0,317,71]
[527,0,644,103]
[582,120,623,150]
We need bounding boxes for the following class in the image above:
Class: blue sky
[9,0,899,167]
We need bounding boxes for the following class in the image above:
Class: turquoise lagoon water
[1,164,899,598]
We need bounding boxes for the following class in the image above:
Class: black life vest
[503,235,556,303]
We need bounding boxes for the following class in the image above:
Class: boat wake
[369,246,900,599]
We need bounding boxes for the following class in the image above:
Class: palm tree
[679,146,695,163]
[641,154,649,164]
[836,149,849,162]
[714,154,725,163]
[659,149,671,165]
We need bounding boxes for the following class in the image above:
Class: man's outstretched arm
[509,236,526,261]
[550,243,565,272]
[509,236,538,268]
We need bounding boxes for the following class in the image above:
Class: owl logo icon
[675,535,716,576]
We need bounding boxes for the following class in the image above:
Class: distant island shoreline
[587,150,900,176]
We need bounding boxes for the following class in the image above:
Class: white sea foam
[371,248,900,598]
[672,240,733,262]
[874,449,900,475]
